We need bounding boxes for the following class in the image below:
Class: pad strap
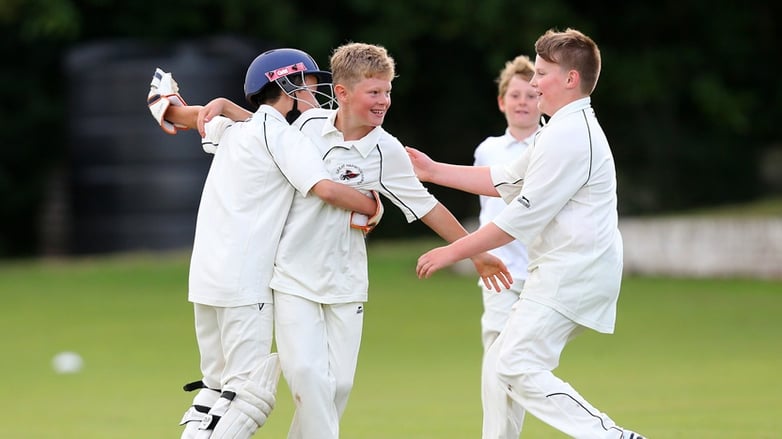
[183,380,220,393]
[183,380,206,392]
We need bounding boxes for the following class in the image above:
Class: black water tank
[64,36,264,254]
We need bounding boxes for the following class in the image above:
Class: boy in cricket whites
[472,54,543,439]
[407,29,647,438]
[146,47,381,439]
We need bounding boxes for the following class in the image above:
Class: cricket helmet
[244,48,333,109]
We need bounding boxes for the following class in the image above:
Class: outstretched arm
[406,146,498,197]
[165,98,253,137]
[163,105,203,131]
[147,68,252,136]
[420,203,512,291]
[416,222,515,280]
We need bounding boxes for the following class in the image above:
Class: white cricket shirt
[490,98,623,333]
[188,105,330,307]
[473,128,537,285]
[269,108,439,304]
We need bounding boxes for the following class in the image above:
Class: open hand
[416,245,456,279]
[405,146,436,182]
[417,247,512,293]
[470,252,513,292]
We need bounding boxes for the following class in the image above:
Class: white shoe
[623,430,646,439]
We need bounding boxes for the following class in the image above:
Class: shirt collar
[257,104,288,123]
[503,125,541,148]
[548,97,592,122]
[322,110,382,157]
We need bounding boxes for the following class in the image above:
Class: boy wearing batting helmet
[147,47,381,439]
[407,29,646,438]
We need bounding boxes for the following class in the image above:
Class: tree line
[1,0,779,255]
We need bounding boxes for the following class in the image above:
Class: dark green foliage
[1,1,780,254]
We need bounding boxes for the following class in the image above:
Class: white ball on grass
[52,351,84,374]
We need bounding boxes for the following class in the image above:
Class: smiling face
[499,74,541,132]
[530,55,573,116]
[335,75,392,140]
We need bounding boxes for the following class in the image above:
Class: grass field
[1,239,781,438]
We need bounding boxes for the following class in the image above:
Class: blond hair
[330,42,396,89]
[535,28,601,95]
[496,55,535,98]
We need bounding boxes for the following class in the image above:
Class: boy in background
[473,54,542,438]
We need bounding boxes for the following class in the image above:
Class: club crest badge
[336,164,365,184]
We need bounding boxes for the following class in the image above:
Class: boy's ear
[497,95,505,113]
[334,83,348,100]
[565,69,580,90]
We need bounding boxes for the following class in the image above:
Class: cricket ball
[52,351,84,374]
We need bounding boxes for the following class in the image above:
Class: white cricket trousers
[480,282,523,350]
[482,299,625,439]
[193,302,274,392]
[480,283,524,437]
[273,292,364,439]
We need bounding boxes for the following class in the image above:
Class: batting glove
[350,191,384,234]
[147,68,188,134]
